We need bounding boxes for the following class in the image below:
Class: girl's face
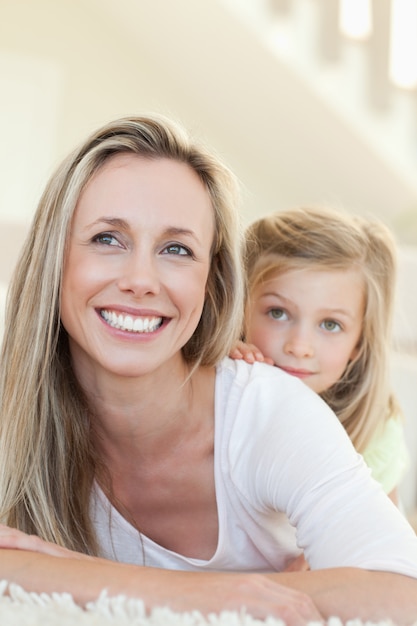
[245,266,365,393]
[60,154,215,383]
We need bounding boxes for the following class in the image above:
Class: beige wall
[0,0,184,277]
[0,0,416,515]
[2,0,417,239]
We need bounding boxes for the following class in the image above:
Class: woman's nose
[116,251,161,296]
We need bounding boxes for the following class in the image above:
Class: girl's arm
[284,553,310,572]
[388,487,399,505]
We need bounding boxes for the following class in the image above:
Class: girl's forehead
[251,264,367,309]
[252,254,364,281]
[265,263,365,285]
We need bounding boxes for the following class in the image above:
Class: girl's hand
[0,524,91,560]
[230,340,274,365]
[284,553,310,572]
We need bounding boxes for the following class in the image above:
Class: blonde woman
[1,117,417,624]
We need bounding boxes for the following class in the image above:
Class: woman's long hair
[0,115,244,553]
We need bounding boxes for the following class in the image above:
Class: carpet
[0,580,411,626]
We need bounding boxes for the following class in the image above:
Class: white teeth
[133,318,143,332]
[101,310,163,333]
[124,316,133,331]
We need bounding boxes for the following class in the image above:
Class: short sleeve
[362,416,410,494]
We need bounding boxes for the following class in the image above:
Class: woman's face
[60,153,215,383]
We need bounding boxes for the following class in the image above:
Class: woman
[1,115,417,624]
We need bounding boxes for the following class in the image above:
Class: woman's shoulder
[216,357,321,400]
[214,358,363,516]
[215,357,335,426]
[217,356,300,387]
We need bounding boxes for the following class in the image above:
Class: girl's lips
[278,366,313,378]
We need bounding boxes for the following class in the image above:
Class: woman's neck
[93,363,218,559]
[89,362,216,465]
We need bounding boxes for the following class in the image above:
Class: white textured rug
[0,581,410,626]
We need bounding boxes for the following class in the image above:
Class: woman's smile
[99,309,164,333]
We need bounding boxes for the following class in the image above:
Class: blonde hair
[244,206,399,453]
[0,115,244,553]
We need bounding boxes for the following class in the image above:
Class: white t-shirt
[91,358,417,577]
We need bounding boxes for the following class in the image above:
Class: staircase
[219,0,417,243]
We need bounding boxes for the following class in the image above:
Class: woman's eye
[269,308,287,321]
[93,233,120,247]
[321,319,341,332]
[163,243,192,256]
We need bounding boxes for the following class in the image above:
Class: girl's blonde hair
[244,205,399,453]
[0,115,244,553]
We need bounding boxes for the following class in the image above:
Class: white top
[91,358,417,577]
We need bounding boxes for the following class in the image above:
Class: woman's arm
[0,527,320,625]
[1,528,417,624]
[270,568,417,625]
[0,548,320,624]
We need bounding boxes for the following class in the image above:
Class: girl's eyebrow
[259,291,289,302]
[259,292,357,320]
[319,307,357,320]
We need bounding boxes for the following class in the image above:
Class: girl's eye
[163,243,192,256]
[93,232,120,247]
[268,308,288,321]
[321,319,342,332]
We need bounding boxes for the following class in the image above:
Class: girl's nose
[283,329,314,358]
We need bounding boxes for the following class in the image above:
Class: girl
[1,118,417,624]
[232,206,408,505]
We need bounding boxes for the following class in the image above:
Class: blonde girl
[234,206,408,504]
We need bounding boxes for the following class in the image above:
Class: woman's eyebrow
[162,226,199,240]
[83,219,199,242]
[85,217,129,230]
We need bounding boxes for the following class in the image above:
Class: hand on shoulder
[230,340,274,366]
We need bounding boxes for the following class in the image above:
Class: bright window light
[339,0,372,40]
[389,0,417,89]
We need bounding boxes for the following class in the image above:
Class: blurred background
[0,0,417,521]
